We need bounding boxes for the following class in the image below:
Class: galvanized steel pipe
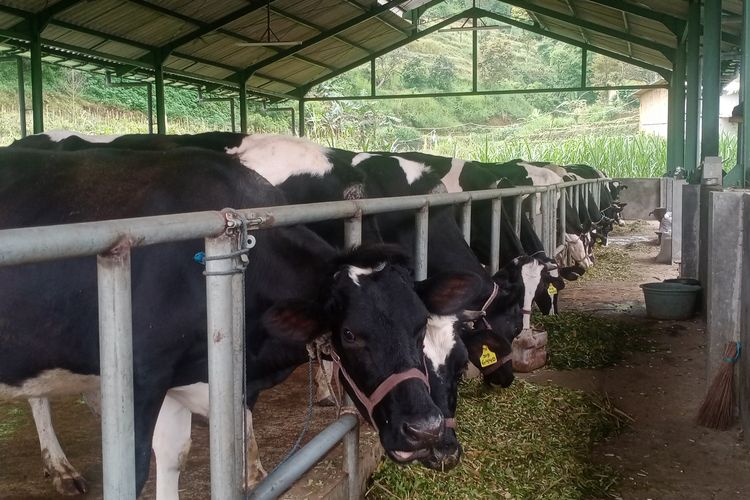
[414,205,429,281]
[97,245,136,500]
[248,414,358,500]
[513,196,522,237]
[460,200,472,244]
[490,198,502,275]
[341,214,361,500]
[205,233,242,500]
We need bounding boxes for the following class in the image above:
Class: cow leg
[133,387,171,496]
[159,383,268,494]
[244,408,267,491]
[153,394,192,500]
[28,397,88,496]
[314,361,336,406]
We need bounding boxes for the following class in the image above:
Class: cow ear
[262,300,328,343]
[559,265,586,281]
[415,272,483,315]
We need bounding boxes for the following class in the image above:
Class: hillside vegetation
[1,1,733,177]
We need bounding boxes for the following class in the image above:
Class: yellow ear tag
[548,283,558,296]
[480,345,498,367]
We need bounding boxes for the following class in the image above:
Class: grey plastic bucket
[640,282,702,320]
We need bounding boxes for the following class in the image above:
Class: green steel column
[741,0,750,186]
[154,52,166,134]
[16,57,26,137]
[238,78,247,134]
[667,72,677,175]
[472,16,478,92]
[30,17,43,133]
[673,43,686,172]
[701,0,721,159]
[371,59,376,96]
[580,48,587,88]
[298,98,305,137]
[684,0,701,176]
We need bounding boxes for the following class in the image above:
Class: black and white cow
[368,152,590,314]
[0,147,482,498]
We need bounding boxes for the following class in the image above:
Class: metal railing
[0,178,606,500]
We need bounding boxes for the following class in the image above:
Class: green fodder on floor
[535,312,657,370]
[578,246,631,282]
[0,403,27,443]
[367,379,627,500]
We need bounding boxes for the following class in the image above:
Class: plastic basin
[640,282,702,320]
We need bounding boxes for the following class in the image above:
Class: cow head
[556,233,593,270]
[263,245,482,465]
[529,256,566,315]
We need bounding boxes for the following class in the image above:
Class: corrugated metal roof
[0,0,742,102]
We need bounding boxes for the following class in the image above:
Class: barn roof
[0,0,741,101]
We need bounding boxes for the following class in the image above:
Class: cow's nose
[402,418,443,446]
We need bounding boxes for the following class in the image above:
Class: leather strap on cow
[329,348,430,432]
[479,352,514,376]
[463,282,500,330]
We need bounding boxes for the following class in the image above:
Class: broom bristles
[697,342,738,430]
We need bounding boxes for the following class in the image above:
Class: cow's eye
[343,329,356,343]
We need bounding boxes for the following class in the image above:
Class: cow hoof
[244,468,268,492]
[48,471,88,496]
[315,396,336,407]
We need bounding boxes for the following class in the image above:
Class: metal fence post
[342,214,361,500]
[559,187,567,247]
[490,197,502,275]
[573,184,579,213]
[460,200,472,245]
[414,205,429,281]
[549,187,558,253]
[513,196,522,238]
[232,263,246,491]
[205,228,242,500]
[97,242,136,500]
[540,189,550,255]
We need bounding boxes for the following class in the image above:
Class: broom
[697,341,741,430]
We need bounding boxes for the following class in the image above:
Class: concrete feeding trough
[640,282,702,320]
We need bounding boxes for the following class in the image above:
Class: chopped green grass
[535,312,656,370]
[0,404,27,443]
[367,379,627,500]
[578,246,632,282]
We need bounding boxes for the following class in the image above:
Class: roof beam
[621,11,633,57]
[295,7,672,98]
[270,6,371,54]
[238,0,405,79]
[581,0,684,34]
[159,1,268,54]
[499,0,675,58]
[563,0,590,45]
[45,19,296,88]
[341,0,410,36]
[481,9,671,77]
[0,27,291,101]
[124,0,337,71]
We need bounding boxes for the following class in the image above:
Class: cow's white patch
[347,262,386,286]
[442,158,465,193]
[153,393,193,500]
[0,369,99,399]
[224,134,333,186]
[393,156,430,184]
[351,152,373,166]
[423,315,457,374]
[44,130,120,143]
[520,260,544,330]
